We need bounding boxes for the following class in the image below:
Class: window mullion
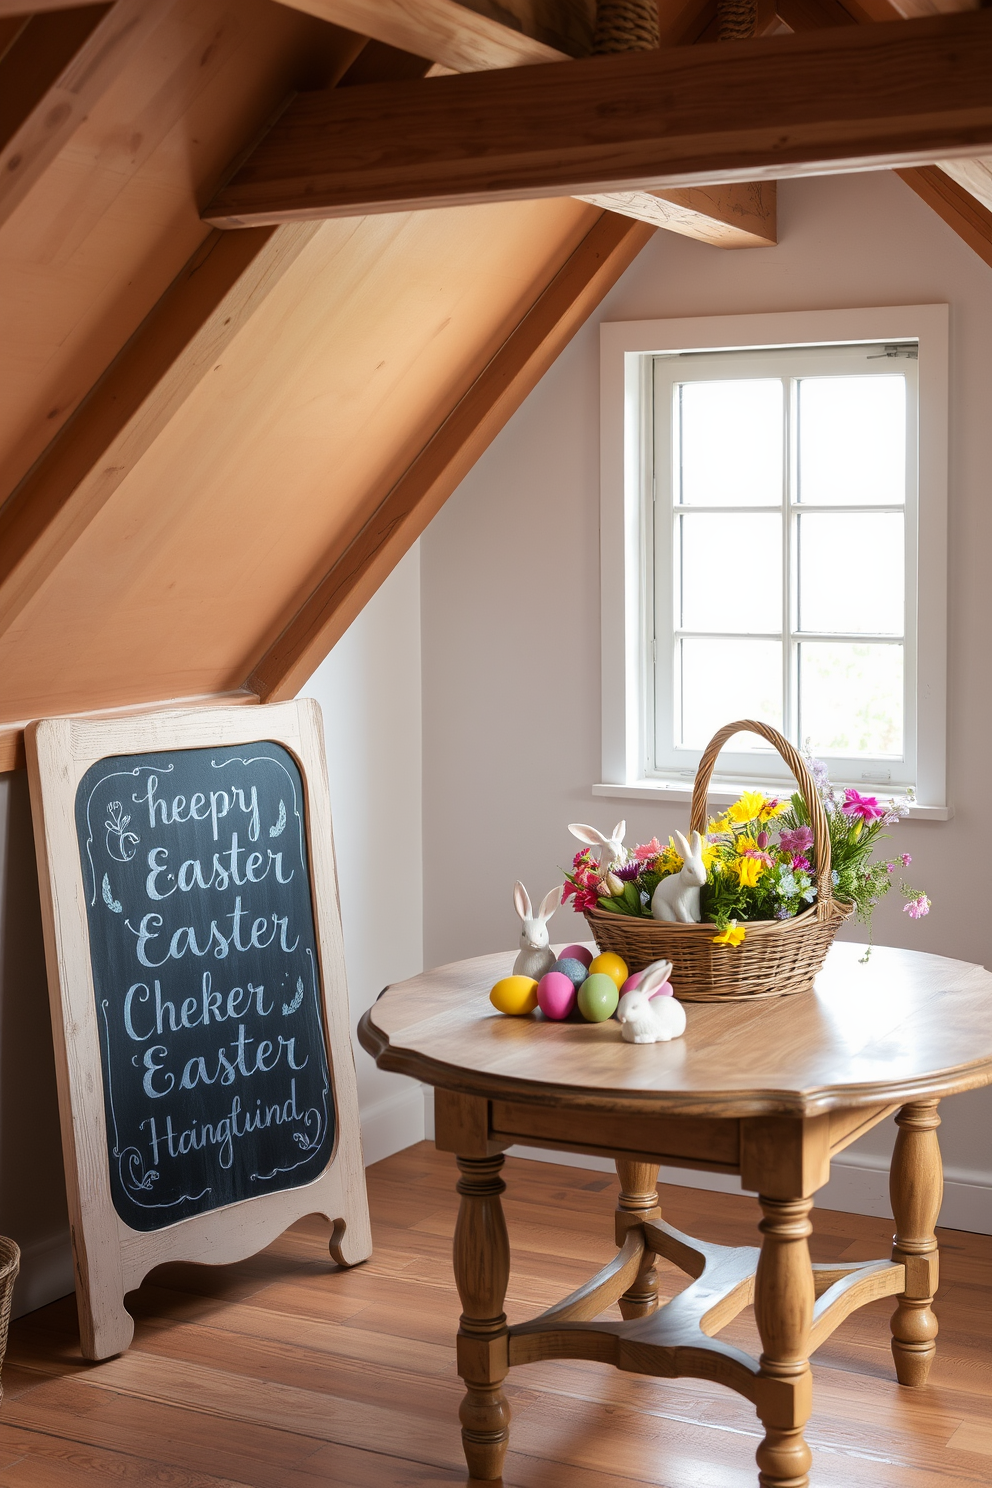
[784,376,795,745]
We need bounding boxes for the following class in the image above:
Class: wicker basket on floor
[0,1236,19,1405]
[585,719,852,1000]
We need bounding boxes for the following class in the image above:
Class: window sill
[591,781,953,822]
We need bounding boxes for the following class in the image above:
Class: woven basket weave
[585,720,852,1000]
[0,1236,19,1405]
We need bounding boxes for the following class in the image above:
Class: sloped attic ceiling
[0,0,989,772]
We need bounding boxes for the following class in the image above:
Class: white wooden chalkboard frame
[26,701,371,1360]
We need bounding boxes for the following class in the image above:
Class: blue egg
[551,957,588,990]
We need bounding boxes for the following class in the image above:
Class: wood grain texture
[0,0,174,232]
[453,1154,511,1479]
[359,942,992,1119]
[0,221,324,646]
[24,702,370,1361]
[2,1142,989,1488]
[268,0,777,247]
[205,12,992,224]
[249,209,654,701]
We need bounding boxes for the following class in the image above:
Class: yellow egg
[588,952,628,989]
[489,976,539,1016]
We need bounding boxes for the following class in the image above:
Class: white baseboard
[359,1083,427,1167]
[10,1228,74,1321]
[506,1145,992,1235]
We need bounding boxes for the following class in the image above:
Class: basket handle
[688,720,834,919]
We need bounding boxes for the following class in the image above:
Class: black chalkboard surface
[75,741,336,1232]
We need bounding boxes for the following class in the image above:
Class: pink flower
[572,848,595,870]
[780,826,814,856]
[790,854,811,874]
[900,853,912,866]
[633,838,663,861]
[903,894,931,920]
[886,863,896,874]
[841,789,886,822]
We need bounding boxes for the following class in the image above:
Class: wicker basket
[585,719,852,1000]
[0,1236,19,1405]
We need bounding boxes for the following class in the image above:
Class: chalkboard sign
[28,703,369,1361]
[75,741,335,1231]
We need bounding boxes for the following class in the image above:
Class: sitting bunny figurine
[567,820,626,871]
[512,882,561,981]
[616,960,686,1043]
[651,830,707,923]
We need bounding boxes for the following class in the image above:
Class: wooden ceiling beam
[897,164,992,271]
[204,12,992,225]
[249,210,654,701]
[0,0,175,230]
[270,0,774,248]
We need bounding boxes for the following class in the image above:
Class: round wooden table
[358,941,992,1488]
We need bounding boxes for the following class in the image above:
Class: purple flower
[841,789,886,822]
[903,894,931,920]
[886,863,896,874]
[780,826,814,856]
[790,854,811,874]
[900,853,912,866]
[774,907,792,920]
[614,860,641,882]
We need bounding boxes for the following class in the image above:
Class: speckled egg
[589,952,628,989]
[537,971,577,1021]
[558,943,594,968]
[550,956,588,990]
[489,976,539,1016]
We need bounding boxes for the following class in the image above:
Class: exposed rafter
[270,0,775,247]
[0,223,321,646]
[250,211,655,701]
[897,165,992,271]
[204,12,992,225]
[0,0,173,231]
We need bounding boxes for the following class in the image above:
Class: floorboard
[1,1142,988,1487]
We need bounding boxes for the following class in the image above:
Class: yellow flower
[726,791,768,825]
[758,797,787,822]
[734,854,765,888]
[708,815,732,836]
[736,833,758,854]
[712,922,746,948]
[700,840,720,871]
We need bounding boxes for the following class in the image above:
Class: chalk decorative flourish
[282,977,305,1016]
[105,800,139,863]
[101,873,123,913]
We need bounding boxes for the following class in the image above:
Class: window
[599,308,948,815]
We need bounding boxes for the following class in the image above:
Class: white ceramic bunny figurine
[616,960,686,1044]
[650,830,706,923]
[512,882,561,980]
[568,821,626,870]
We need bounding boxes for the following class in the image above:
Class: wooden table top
[358,941,992,1118]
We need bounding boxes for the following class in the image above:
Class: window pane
[680,512,782,632]
[798,512,904,635]
[679,380,782,506]
[798,375,906,505]
[799,642,903,757]
[679,638,782,747]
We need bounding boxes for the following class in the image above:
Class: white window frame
[597,306,950,819]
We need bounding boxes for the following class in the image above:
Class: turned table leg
[615,1159,662,1319]
[754,1196,815,1488]
[889,1100,942,1386]
[454,1154,511,1481]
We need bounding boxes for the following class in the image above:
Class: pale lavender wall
[421,170,992,1220]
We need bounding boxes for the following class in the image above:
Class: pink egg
[537,971,577,1021]
[620,972,643,994]
[558,943,594,969]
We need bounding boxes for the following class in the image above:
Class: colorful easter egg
[619,972,643,995]
[537,971,577,1021]
[550,956,588,990]
[577,972,620,1022]
[588,952,628,989]
[558,943,594,969]
[490,976,539,1016]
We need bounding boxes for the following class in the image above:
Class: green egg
[577,972,619,1023]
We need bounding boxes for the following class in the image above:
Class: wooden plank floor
[0,1142,989,1488]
